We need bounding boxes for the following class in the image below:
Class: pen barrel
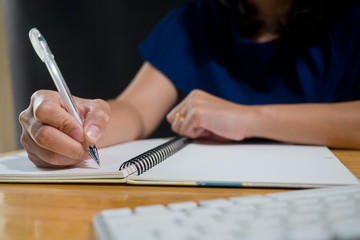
[44,59,84,125]
[45,58,99,164]
[29,28,100,164]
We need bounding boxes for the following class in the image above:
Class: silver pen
[29,28,100,166]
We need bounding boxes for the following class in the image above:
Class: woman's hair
[217,0,359,45]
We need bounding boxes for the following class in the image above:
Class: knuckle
[30,90,43,101]
[18,109,29,125]
[189,106,201,119]
[33,100,56,122]
[92,99,111,121]
[97,110,110,124]
[59,116,78,134]
[94,98,109,108]
[20,136,28,150]
[32,126,53,147]
[20,131,29,148]
[30,90,51,105]
[189,89,204,99]
[35,101,77,134]
[190,89,201,96]
[186,91,205,108]
[194,97,204,105]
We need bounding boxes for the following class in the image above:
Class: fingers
[177,108,208,139]
[166,89,245,141]
[19,98,86,162]
[167,91,207,139]
[22,131,87,168]
[167,104,188,135]
[31,91,84,142]
[166,93,190,123]
[171,112,187,133]
[175,112,185,123]
[19,90,110,168]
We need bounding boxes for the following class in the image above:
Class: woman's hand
[167,89,360,149]
[19,90,110,168]
[166,89,254,141]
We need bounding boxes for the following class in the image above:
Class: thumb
[84,124,102,143]
[81,99,110,144]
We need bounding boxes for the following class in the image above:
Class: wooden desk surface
[0,149,359,240]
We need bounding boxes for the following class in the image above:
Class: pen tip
[88,145,100,166]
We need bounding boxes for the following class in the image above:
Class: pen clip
[29,28,54,62]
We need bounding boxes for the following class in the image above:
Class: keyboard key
[101,207,133,218]
[168,201,198,211]
[134,204,168,215]
[332,216,360,240]
[93,185,360,240]
[229,195,272,205]
[199,198,234,208]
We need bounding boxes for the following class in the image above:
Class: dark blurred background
[3,0,188,148]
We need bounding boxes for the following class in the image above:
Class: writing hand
[19,90,110,168]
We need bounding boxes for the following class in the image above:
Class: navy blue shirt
[138,0,360,105]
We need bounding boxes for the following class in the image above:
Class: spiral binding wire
[119,136,192,175]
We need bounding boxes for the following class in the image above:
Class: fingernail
[86,125,101,142]
[166,112,173,121]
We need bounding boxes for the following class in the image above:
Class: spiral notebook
[0,136,359,187]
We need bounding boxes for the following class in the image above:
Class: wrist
[243,104,271,139]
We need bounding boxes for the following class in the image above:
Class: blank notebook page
[130,141,359,186]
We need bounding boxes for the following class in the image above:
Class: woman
[19,0,360,167]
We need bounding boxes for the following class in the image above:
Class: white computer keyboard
[93,185,360,240]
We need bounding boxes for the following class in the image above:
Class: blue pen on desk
[28,28,100,166]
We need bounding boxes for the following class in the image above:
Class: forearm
[96,99,147,147]
[95,63,178,147]
[248,101,360,149]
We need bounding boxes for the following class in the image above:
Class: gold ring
[176,112,185,122]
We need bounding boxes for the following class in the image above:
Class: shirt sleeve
[137,0,212,94]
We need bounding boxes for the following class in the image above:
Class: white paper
[0,138,165,179]
[130,141,360,187]
[0,138,358,187]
